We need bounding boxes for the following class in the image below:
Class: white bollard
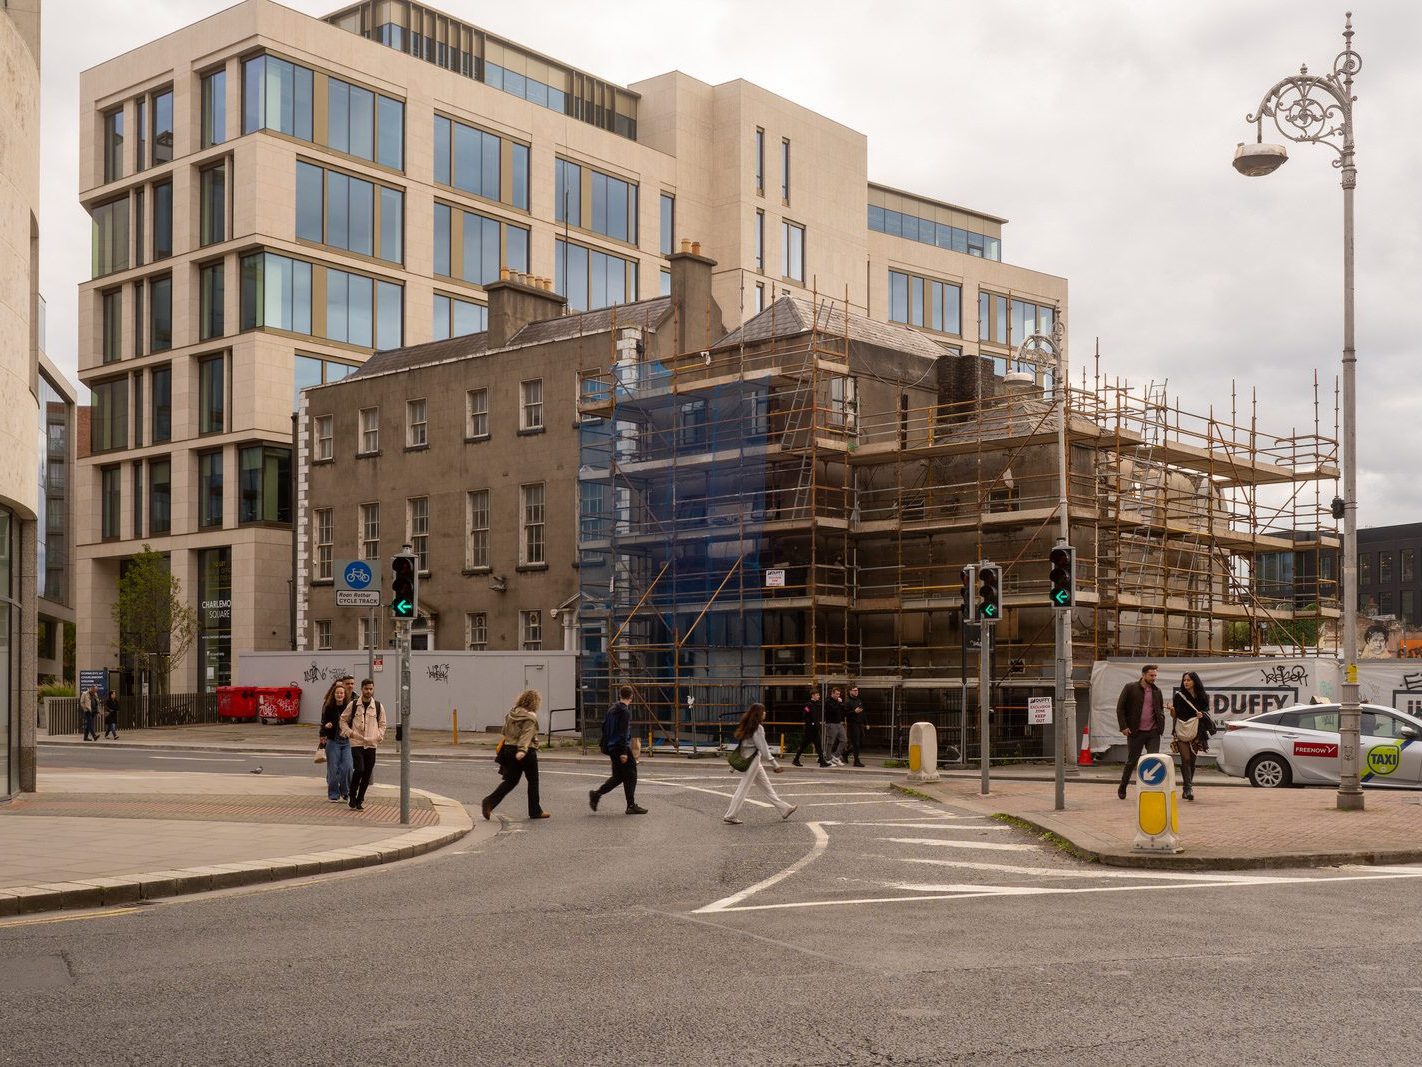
[907,721,940,782]
[1131,751,1181,853]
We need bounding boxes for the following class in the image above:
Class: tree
[113,546,197,694]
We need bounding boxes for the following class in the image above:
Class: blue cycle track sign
[1138,757,1167,787]
[343,561,374,589]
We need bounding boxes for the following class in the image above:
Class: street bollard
[779,733,785,756]
[907,721,940,782]
[452,708,459,746]
[1132,751,1181,853]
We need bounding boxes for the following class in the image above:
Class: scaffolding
[575,291,1340,758]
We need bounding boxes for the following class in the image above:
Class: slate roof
[717,294,952,362]
[344,297,674,381]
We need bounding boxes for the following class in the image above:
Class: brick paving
[4,792,439,827]
[909,775,1422,868]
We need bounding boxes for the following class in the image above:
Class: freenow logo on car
[1294,741,1339,758]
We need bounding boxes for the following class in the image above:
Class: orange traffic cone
[1077,723,1093,766]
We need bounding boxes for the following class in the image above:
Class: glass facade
[432,294,487,341]
[149,275,172,353]
[242,55,314,141]
[103,108,123,183]
[91,198,129,278]
[202,69,226,148]
[868,204,1002,261]
[240,251,400,349]
[238,445,292,524]
[198,354,225,434]
[91,377,128,453]
[555,238,637,312]
[433,203,529,286]
[293,354,355,411]
[38,375,70,606]
[151,89,174,165]
[888,270,962,335]
[296,161,403,263]
[556,159,637,244]
[149,458,171,535]
[198,450,223,528]
[153,180,173,260]
[151,364,172,443]
[197,547,232,692]
[200,263,224,341]
[200,164,226,246]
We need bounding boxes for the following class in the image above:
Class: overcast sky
[37,0,1422,526]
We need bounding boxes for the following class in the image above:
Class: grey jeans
[821,722,847,761]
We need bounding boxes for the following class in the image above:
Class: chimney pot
[500,267,510,282]
[680,239,691,254]
[691,241,702,256]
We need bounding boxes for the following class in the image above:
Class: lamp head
[1233,141,1289,177]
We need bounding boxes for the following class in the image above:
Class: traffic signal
[977,563,1002,622]
[1048,545,1075,608]
[391,553,417,619]
[960,564,978,623]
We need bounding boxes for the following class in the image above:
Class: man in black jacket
[1116,664,1165,799]
[844,685,867,767]
[792,689,829,768]
[823,687,848,766]
[590,686,648,815]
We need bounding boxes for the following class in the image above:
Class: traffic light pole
[979,614,992,795]
[398,617,411,825]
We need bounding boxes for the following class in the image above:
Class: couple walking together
[1116,665,1215,801]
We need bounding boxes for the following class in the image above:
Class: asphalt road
[4,746,1422,1065]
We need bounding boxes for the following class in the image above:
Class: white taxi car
[1217,702,1422,788]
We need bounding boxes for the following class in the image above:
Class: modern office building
[77,0,1066,691]
[1,0,42,797]
[38,350,76,683]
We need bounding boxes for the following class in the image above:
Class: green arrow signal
[394,599,413,615]
[1052,589,1070,605]
[982,604,997,617]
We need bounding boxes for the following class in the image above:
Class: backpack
[600,703,624,755]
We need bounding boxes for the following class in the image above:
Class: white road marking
[840,821,1011,831]
[891,858,1290,882]
[800,800,917,808]
[148,756,247,762]
[778,791,889,798]
[693,822,830,914]
[541,767,769,806]
[708,869,1422,913]
[879,836,1036,852]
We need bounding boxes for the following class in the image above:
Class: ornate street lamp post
[1234,13,1363,811]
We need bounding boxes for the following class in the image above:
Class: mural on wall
[1359,618,1403,659]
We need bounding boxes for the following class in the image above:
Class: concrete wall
[237,648,577,732]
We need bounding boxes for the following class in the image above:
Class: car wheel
[1246,753,1292,788]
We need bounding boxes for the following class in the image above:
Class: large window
[197,547,233,691]
[780,138,791,203]
[92,377,128,453]
[324,268,403,350]
[979,291,1054,349]
[198,450,223,528]
[555,238,638,312]
[888,270,962,335]
[198,354,226,435]
[660,193,675,256]
[556,159,637,244]
[91,198,129,278]
[433,293,487,341]
[238,445,292,524]
[754,127,764,196]
[151,364,171,443]
[314,415,333,462]
[296,161,402,263]
[151,89,174,165]
[239,251,312,334]
[520,482,545,565]
[466,388,488,439]
[101,466,121,539]
[101,289,121,363]
[200,164,226,246]
[133,281,144,357]
[869,204,1002,262]
[408,497,429,570]
[293,354,355,411]
[359,502,380,559]
[467,489,490,569]
[149,275,172,354]
[201,69,226,148]
[314,507,333,580]
[242,54,314,141]
[200,262,224,341]
[135,96,146,173]
[781,221,805,283]
[328,77,404,170]
[103,107,124,183]
[153,180,173,260]
[433,202,529,287]
[434,115,519,203]
[148,458,171,535]
[133,188,145,267]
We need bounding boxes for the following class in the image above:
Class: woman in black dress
[1171,671,1209,800]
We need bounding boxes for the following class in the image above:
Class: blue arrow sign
[344,561,373,589]
[1138,757,1167,787]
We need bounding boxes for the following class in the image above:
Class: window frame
[314,506,334,581]
[520,609,542,651]
[359,501,380,560]
[466,387,489,440]
[465,612,488,651]
[314,413,334,462]
[358,407,379,455]
[519,379,544,433]
[407,496,430,573]
[405,397,428,449]
[466,488,490,570]
[520,481,546,567]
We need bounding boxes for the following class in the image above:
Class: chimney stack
[667,240,724,357]
[485,272,567,347]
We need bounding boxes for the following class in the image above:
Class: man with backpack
[590,685,648,815]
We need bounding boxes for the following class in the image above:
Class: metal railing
[46,692,220,736]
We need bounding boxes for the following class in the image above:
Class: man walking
[792,688,829,768]
[79,684,99,741]
[823,687,848,767]
[341,678,386,811]
[103,689,120,740]
[844,684,867,767]
[590,685,648,815]
[1116,664,1165,799]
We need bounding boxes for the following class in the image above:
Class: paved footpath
[905,772,1422,869]
[0,769,478,916]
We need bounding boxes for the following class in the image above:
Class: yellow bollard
[779,733,785,756]
[452,708,459,746]
[908,743,922,773]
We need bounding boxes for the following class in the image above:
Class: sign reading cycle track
[336,558,383,609]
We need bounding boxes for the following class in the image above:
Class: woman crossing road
[723,703,798,825]
[482,688,549,821]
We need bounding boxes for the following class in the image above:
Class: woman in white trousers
[724,703,799,825]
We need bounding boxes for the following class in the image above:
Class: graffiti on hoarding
[426,662,450,683]
[1259,664,1309,687]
